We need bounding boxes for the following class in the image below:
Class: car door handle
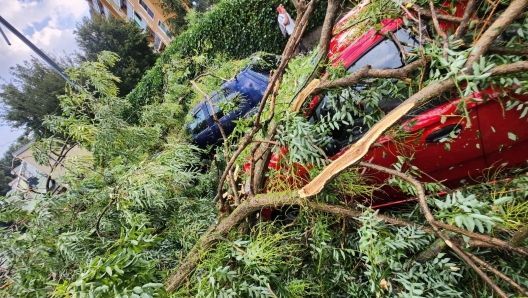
[425,124,462,143]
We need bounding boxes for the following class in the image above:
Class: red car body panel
[477,92,528,167]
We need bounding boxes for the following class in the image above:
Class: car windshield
[188,108,208,136]
[347,28,420,72]
[310,27,422,150]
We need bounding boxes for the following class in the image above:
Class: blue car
[187,53,279,148]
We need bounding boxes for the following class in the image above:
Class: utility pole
[0,15,78,87]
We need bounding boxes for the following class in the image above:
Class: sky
[0,0,90,156]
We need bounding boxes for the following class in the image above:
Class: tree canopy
[0,58,67,137]
[75,15,158,97]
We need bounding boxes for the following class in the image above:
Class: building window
[127,1,134,19]
[133,12,147,30]
[152,31,162,50]
[138,0,154,19]
[157,20,173,40]
[112,0,123,7]
[103,5,112,19]
[93,0,102,14]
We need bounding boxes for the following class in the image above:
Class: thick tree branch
[486,46,528,57]
[455,0,477,40]
[166,188,525,292]
[465,0,528,68]
[429,0,449,58]
[213,0,317,202]
[315,0,342,74]
[299,60,528,198]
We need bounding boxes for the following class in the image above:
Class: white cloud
[0,0,90,156]
[1,0,90,80]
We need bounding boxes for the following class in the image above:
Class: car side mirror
[323,137,341,157]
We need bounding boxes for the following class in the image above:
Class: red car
[254,0,528,216]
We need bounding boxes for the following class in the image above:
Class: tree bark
[509,224,528,247]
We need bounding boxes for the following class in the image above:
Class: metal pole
[0,25,11,45]
[0,15,78,87]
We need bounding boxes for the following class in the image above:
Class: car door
[363,94,486,188]
[476,90,528,169]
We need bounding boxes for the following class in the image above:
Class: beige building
[86,0,174,52]
[8,142,92,197]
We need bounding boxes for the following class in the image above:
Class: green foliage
[158,0,194,35]
[0,54,212,297]
[55,225,165,297]
[434,191,505,233]
[75,15,158,97]
[45,52,162,165]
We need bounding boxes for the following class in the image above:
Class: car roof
[330,18,403,69]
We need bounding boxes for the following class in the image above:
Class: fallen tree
[167,0,528,295]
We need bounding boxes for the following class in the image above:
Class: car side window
[347,28,419,73]
[189,108,208,135]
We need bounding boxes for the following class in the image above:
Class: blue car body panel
[187,54,278,148]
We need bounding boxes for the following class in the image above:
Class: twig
[266,283,279,298]
[358,161,509,298]
[429,0,449,59]
[95,197,116,238]
[222,236,247,255]
[306,135,329,160]
[474,0,501,44]
[388,31,407,63]
[190,80,239,206]
[252,139,280,146]
[194,72,230,83]
[418,13,427,90]
[434,221,528,257]
[467,252,528,297]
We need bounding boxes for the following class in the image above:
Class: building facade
[8,142,92,198]
[86,0,174,52]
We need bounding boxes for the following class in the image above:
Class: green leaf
[508,132,518,141]
[521,107,528,119]
[493,196,513,205]
[105,266,113,277]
